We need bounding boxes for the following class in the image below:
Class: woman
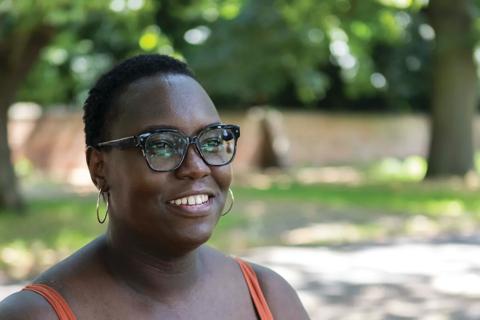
[0,54,309,319]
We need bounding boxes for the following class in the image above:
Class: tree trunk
[425,0,478,178]
[0,25,54,212]
[0,99,23,211]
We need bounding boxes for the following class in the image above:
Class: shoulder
[36,236,106,284]
[250,262,310,320]
[0,290,57,320]
[0,237,107,320]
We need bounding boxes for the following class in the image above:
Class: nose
[175,143,211,179]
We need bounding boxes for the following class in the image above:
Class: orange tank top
[22,259,273,320]
[22,283,76,320]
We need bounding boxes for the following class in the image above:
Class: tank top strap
[23,262,272,320]
[235,258,274,320]
[23,284,77,320]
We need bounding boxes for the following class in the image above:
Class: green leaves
[1,0,471,111]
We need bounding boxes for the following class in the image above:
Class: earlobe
[86,146,108,191]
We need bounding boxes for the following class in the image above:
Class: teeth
[169,194,209,206]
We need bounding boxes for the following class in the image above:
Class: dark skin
[0,74,310,319]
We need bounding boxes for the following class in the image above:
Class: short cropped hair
[83,54,195,147]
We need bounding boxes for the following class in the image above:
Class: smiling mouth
[168,194,209,206]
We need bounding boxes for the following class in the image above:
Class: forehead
[111,74,220,136]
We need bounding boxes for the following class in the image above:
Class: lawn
[236,181,480,218]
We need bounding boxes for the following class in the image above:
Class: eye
[148,140,177,158]
[201,137,224,153]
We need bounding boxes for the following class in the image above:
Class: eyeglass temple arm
[96,136,138,148]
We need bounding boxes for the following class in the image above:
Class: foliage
[188,0,307,106]
[4,0,480,112]
[367,155,427,181]
[2,0,438,111]
[1,0,246,107]
[184,0,434,110]
[1,0,160,106]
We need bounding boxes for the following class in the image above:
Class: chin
[173,223,215,251]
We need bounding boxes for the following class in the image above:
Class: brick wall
[9,109,475,185]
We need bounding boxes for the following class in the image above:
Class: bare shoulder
[0,237,106,320]
[251,262,310,320]
[0,290,57,320]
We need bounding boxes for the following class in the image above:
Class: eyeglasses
[96,124,240,172]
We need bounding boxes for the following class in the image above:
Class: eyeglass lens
[144,127,236,171]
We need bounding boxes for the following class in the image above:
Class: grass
[235,181,480,218]
[0,195,101,247]
[2,178,480,280]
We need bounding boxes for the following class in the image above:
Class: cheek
[213,165,232,191]
[105,150,168,212]
[106,151,139,189]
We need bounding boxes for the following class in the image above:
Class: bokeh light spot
[139,32,159,51]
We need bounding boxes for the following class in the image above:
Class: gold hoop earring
[96,190,109,224]
[222,188,234,216]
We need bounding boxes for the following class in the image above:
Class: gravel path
[243,235,480,320]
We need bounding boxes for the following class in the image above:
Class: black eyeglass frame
[95,124,241,172]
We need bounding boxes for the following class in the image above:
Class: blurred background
[2,0,480,318]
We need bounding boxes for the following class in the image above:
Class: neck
[104,228,205,301]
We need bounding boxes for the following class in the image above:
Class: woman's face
[102,74,232,253]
